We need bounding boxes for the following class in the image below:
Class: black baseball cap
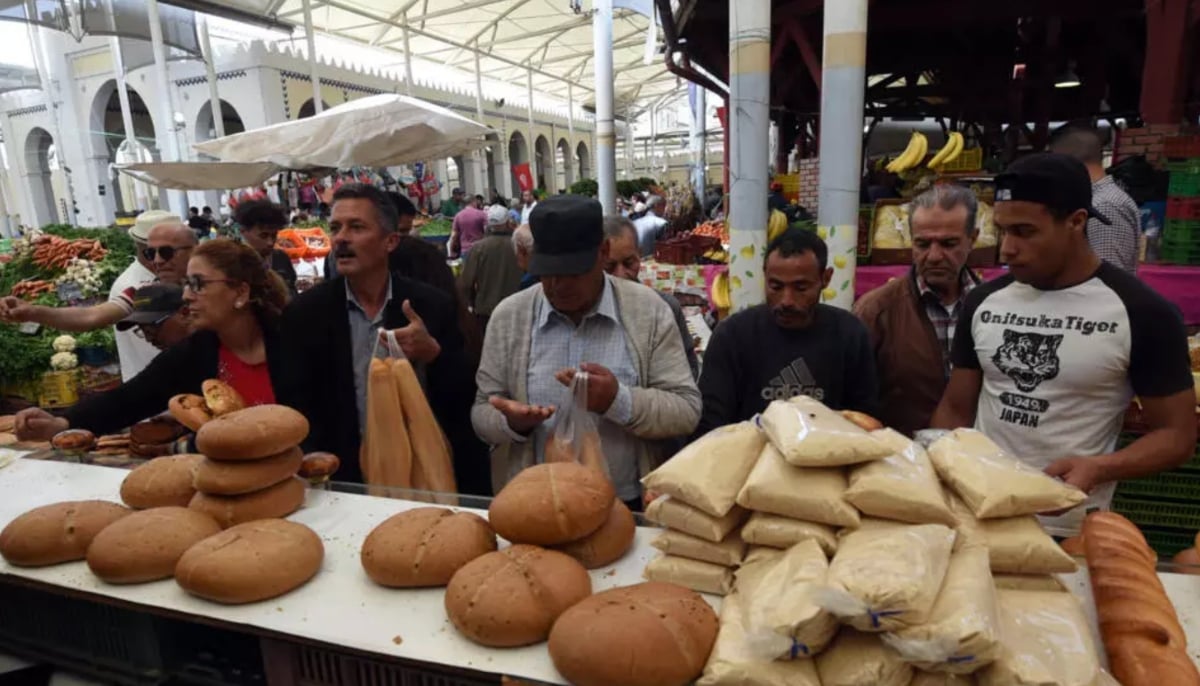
[994,152,1111,225]
[528,195,604,276]
[116,284,184,331]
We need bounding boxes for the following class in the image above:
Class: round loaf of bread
[169,394,213,432]
[0,500,130,567]
[86,507,221,583]
[488,463,615,545]
[554,499,635,569]
[445,544,592,647]
[120,454,204,509]
[195,405,308,461]
[548,582,719,686]
[361,507,497,587]
[202,379,245,417]
[193,447,303,496]
[175,518,323,604]
[188,476,305,528]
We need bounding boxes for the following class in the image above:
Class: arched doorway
[91,80,160,213]
[509,131,528,196]
[195,99,246,143]
[297,98,328,119]
[556,138,573,190]
[24,127,58,227]
[534,135,552,192]
[576,141,591,180]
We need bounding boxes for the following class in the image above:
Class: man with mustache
[695,228,878,436]
[854,184,981,436]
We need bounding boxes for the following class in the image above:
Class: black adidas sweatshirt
[695,304,878,437]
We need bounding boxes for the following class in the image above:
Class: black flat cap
[528,195,604,276]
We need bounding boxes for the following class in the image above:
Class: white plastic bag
[645,495,748,543]
[699,592,823,686]
[740,512,838,556]
[735,539,839,660]
[844,429,955,526]
[736,442,861,528]
[979,589,1101,686]
[816,628,914,686]
[642,421,764,517]
[650,529,745,567]
[948,495,1077,575]
[760,396,892,467]
[643,554,733,595]
[544,371,608,476]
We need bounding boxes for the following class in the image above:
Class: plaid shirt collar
[913,267,978,307]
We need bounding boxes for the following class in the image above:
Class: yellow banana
[711,272,731,309]
[768,210,788,242]
[942,132,965,165]
[886,132,919,173]
[888,132,928,172]
[928,131,958,168]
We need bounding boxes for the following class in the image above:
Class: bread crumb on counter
[392,635,403,645]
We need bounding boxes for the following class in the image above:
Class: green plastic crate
[1160,238,1200,265]
[1167,160,1200,197]
[1111,495,1200,530]
[1164,218,1200,242]
[1117,470,1200,500]
[1142,526,1197,558]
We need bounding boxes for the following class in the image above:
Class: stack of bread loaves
[188,405,311,528]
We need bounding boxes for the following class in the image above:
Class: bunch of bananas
[711,271,732,310]
[928,131,965,169]
[768,209,789,243]
[886,132,928,173]
[702,247,729,263]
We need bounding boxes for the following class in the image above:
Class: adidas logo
[760,358,826,402]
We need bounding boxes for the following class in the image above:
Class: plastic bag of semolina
[816,521,956,632]
[947,495,1076,575]
[978,589,1101,686]
[992,574,1068,593]
[844,429,955,526]
[927,429,1086,519]
[759,396,893,467]
[736,539,840,660]
[643,554,733,596]
[644,495,748,543]
[736,442,861,528]
[698,592,822,686]
[883,544,1001,674]
[650,529,746,567]
[911,672,978,685]
[740,512,838,556]
[816,628,914,686]
[641,421,765,517]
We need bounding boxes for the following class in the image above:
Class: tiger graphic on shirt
[990,329,1063,393]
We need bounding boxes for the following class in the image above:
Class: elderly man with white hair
[459,205,524,333]
[632,194,668,257]
[511,223,538,291]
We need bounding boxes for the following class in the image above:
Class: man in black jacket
[277,183,487,494]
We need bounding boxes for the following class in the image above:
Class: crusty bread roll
[51,429,96,453]
[445,544,591,647]
[1060,534,1086,556]
[188,476,305,528]
[201,379,244,417]
[169,394,213,432]
[193,447,303,496]
[553,499,635,569]
[1172,547,1200,574]
[299,452,340,480]
[120,454,204,509]
[175,519,323,604]
[86,507,221,583]
[361,507,497,587]
[195,405,309,461]
[549,582,718,686]
[130,416,188,445]
[488,463,615,546]
[840,410,884,432]
[0,500,130,567]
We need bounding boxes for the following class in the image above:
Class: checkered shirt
[1089,176,1141,274]
[916,269,977,379]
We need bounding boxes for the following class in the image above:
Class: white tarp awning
[115,161,282,190]
[192,94,493,169]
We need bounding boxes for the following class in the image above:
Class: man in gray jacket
[472,196,701,509]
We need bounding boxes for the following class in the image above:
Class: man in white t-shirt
[632,195,669,257]
[933,153,1196,534]
[519,189,538,226]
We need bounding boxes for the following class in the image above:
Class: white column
[109,37,151,212]
[147,0,186,216]
[624,106,634,179]
[727,0,770,310]
[198,16,226,140]
[690,85,707,201]
[473,41,488,196]
[495,114,511,199]
[592,0,616,212]
[566,82,576,182]
[402,13,414,96]
[526,68,536,189]
[301,0,323,113]
[816,0,867,310]
[649,103,658,179]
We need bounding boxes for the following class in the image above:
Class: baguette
[1082,511,1200,686]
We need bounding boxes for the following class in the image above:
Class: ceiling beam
[277,2,327,19]
[406,0,514,25]
[475,15,595,50]
[367,0,423,45]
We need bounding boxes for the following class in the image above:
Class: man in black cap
[933,152,1195,535]
[471,195,701,509]
[115,283,191,350]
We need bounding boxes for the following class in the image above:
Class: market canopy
[192,94,494,169]
[115,161,282,190]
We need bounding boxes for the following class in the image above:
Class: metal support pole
[147,0,187,216]
[473,40,488,196]
[690,84,707,201]
[727,0,770,310]
[526,67,536,189]
[649,103,657,179]
[109,33,150,212]
[198,17,226,139]
[592,0,616,212]
[816,0,867,310]
[566,81,576,183]
[624,106,634,179]
[301,0,323,113]
[402,12,414,96]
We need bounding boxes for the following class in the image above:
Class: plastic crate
[1160,238,1200,265]
[1142,526,1197,558]
[1167,160,1200,197]
[1167,197,1200,220]
[942,147,983,172]
[1164,218,1200,242]
[1164,137,1200,160]
[261,638,500,686]
[1117,470,1200,500]
[1111,495,1200,530]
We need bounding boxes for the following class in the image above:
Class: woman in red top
[16,240,289,439]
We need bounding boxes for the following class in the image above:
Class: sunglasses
[142,245,193,262]
[183,275,239,293]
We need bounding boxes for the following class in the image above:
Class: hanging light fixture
[1055,61,1081,89]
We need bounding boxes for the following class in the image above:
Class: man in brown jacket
[854,184,981,435]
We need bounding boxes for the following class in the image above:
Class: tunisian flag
[513,163,534,193]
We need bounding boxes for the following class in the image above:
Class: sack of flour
[992,574,1068,593]
[760,396,892,467]
[948,495,1076,575]
[844,429,955,526]
[736,539,839,659]
[927,429,1086,518]
[816,629,913,686]
[643,554,733,596]
[651,529,745,567]
[736,443,861,528]
[817,522,957,632]
[642,421,765,517]
[884,545,1001,673]
[979,590,1100,686]
[645,495,748,543]
[740,512,838,556]
[911,672,978,685]
[699,592,822,686]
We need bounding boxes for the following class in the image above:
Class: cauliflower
[50,351,78,371]
[52,335,77,353]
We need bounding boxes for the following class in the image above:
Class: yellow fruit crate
[943,147,983,172]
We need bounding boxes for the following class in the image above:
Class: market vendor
[235,198,296,294]
[932,152,1196,533]
[14,239,289,440]
[695,228,878,436]
[471,195,701,509]
[276,183,486,494]
[854,184,981,436]
[112,210,181,380]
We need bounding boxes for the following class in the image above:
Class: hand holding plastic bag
[544,370,609,478]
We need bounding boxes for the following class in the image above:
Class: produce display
[872,198,998,250]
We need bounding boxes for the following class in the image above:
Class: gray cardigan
[472,275,701,494]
